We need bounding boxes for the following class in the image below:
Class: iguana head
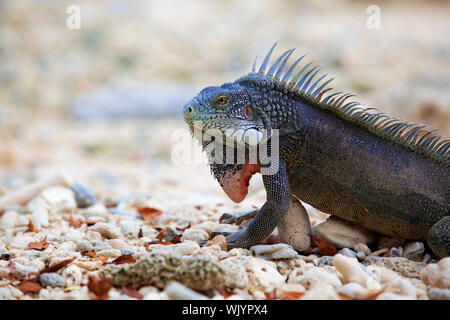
[183,82,265,203]
[183,82,265,146]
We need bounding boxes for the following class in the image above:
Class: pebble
[389,247,400,257]
[223,255,286,290]
[277,198,311,252]
[250,244,298,260]
[75,240,112,252]
[356,251,366,261]
[289,266,342,289]
[363,256,427,279]
[403,241,425,261]
[8,261,39,279]
[313,256,334,267]
[420,257,450,289]
[164,226,181,242]
[39,273,65,288]
[353,242,371,255]
[275,283,305,300]
[106,239,129,250]
[121,248,135,255]
[337,282,372,300]
[338,248,357,259]
[332,254,380,290]
[0,286,23,299]
[82,204,109,218]
[164,281,208,300]
[300,283,340,300]
[204,235,227,251]
[26,196,50,214]
[76,260,104,271]
[95,249,122,258]
[181,228,209,242]
[427,288,450,300]
[372,265,400,284]
[40,186,77,213]
[190,221,218,235]
[0,210,18,228]
[16,215,30,227]
[89,222,122,239]
[83,231,103,241]
[119,221,137,239]
[70,182,95,208]
[376,278,416,300]
[30,208,49,228]
[311,216,375,249]
[61,265,83,286]
[108,208,140,219]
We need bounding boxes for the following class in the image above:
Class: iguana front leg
[223,158,291,249]
[428,216,450,258]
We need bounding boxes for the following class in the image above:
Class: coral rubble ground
[0,0,449,300]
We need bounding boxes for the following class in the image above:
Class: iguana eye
[216,96,229,105]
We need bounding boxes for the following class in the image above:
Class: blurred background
[0,0,449,211]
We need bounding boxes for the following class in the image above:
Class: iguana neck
[238,76,296,130]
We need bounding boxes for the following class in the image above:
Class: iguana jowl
[183,43,450,257]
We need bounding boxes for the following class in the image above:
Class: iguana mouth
[184,113,247,124]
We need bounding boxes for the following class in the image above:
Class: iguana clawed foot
[219,209,258,224]
[198,210,260,249]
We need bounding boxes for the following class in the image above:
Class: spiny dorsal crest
[248,42,450,165]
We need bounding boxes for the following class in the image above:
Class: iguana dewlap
[183,43,450,258]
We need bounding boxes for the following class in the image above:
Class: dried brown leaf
[176,223,191,232]
[14,280,42,294]
[171,235,182,244]
[42,257,75,273]
[88,276,111,300]
[136,206,162,223]
[311,236,337,256]
[110,254,136,265]
[69,216,83,228]
[81,249,96,257]
[25,220,38,233]
[122,287,143,300]
[281,290,305,300]
[28,237,49,251]
[8,273,19,282]
[153,227,165,240]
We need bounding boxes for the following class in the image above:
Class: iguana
[183,43,450,258]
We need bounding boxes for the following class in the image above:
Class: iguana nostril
[188,106,193,113]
